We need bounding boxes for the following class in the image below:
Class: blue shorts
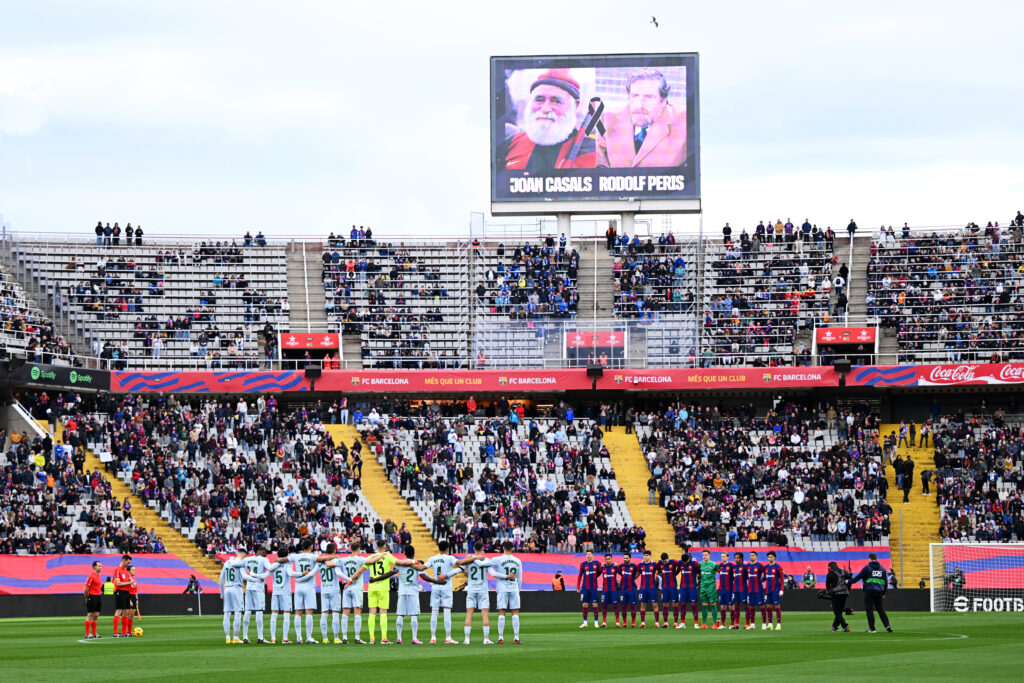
[601,591,618,605]
[719,590,732,605]
[746,592,763,606]
[679,587,698,604]
[661,587,678,603]
[581,588,600,604]
[733,591,747,605]
[763,590,780,605]
[619,589,638,606]
[639,588,658,604]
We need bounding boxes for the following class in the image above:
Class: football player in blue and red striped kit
[676,551,701,629]
[599,554,619,628]
[743,551,765,630]
[657,552,679,628]
[717,552,735,629]
[762,550,785,630]
[577,550,602,628]
[637,550,660,628]
[730,552,746,629]
[618,553,641,628]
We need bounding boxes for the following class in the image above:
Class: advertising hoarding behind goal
[491,52,700,215]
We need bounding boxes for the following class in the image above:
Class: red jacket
[501,131,595,170]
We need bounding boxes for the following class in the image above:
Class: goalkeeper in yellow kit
[349,539,395,644]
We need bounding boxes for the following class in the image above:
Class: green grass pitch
[1,612,1021,681]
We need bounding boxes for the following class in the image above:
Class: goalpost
[928,543,1024,613]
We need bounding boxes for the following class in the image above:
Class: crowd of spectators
[634,400,890,549]
[356,398,647,554]
[703,223,835,366]
[867,217,1024,363]
[932,406,1024,543]
[477,237,579,319]
[20,391,379,558]
[0,270,78,365]
[2,396,165,554]
[612,233,696,318]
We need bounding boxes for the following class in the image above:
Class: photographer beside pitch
[824,561,852,632]
[848,553,894,633]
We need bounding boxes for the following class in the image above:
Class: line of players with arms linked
[217,537,524,645]
[576,549,786,630]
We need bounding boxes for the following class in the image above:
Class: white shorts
[223,588,243,613]
[321,592,341,612]
[244,587,266,611]
[430,590,454,609]
[342,590,363,610]
[271,593,292,612]
[396,594,420,616]
[294,588,316,611]
[496,592,521,610]
[466,590,490,611]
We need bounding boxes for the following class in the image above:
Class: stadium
[1,3,1023,681]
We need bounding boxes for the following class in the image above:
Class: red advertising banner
[815,327,877,345]
[279,332,340,350]
[565,331,626,349]
[107,363,1024,393]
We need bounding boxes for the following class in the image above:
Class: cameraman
[825,561,851,632]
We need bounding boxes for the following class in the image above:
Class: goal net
[929,543,1024,612]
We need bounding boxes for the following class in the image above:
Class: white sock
[270,613,278,640]
[233,612,241,638]
[395,615,404,638]
[282,613,290,641]
[483,625,490,639]
[255,611,264,640]
[411,616,418,640]
[464,625,471,640]
[341,613,349,639]
[320,613,328,639]
[332,613,340,638]
[242,611,250,640]
[354,614,361,639]
[305,614,313,640]
[512,615,520,639]
[223,613,231,638]
[444,610,452,639]
[294,614,302,641]
[498,615,505,639]
[430,609,438,639]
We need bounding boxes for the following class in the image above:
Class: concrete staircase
[341,334,362,369]
[575,242,616,322]
[602,426,677,556]
[47,421,222,581]
[324,425,441,559]
[880,423,940,588]
[286,244,328,334]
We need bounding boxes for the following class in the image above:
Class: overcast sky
[1,0,1021,240]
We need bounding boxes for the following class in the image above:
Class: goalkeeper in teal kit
[698,549,720,629]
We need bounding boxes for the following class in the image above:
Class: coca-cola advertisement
[851,363,1024,387]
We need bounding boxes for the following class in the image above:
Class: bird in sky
[651,16,659,28]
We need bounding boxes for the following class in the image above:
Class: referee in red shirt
[113,554,133,637]
[83,561,103,638]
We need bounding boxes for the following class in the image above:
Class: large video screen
[491,53,699,206]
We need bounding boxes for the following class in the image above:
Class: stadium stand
[20,392,383,557]
[354,400,646,554]
[867,220,1024,363]
[701,225,835,367]
[633,400,891,550]
[0,268,78,365]
[322,235,471,368]
[12,240,290,369]
[932,411,1024,542]
[4,395,165,554]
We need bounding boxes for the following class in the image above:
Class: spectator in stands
[256,232,266,248]
[95,222,103,247]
